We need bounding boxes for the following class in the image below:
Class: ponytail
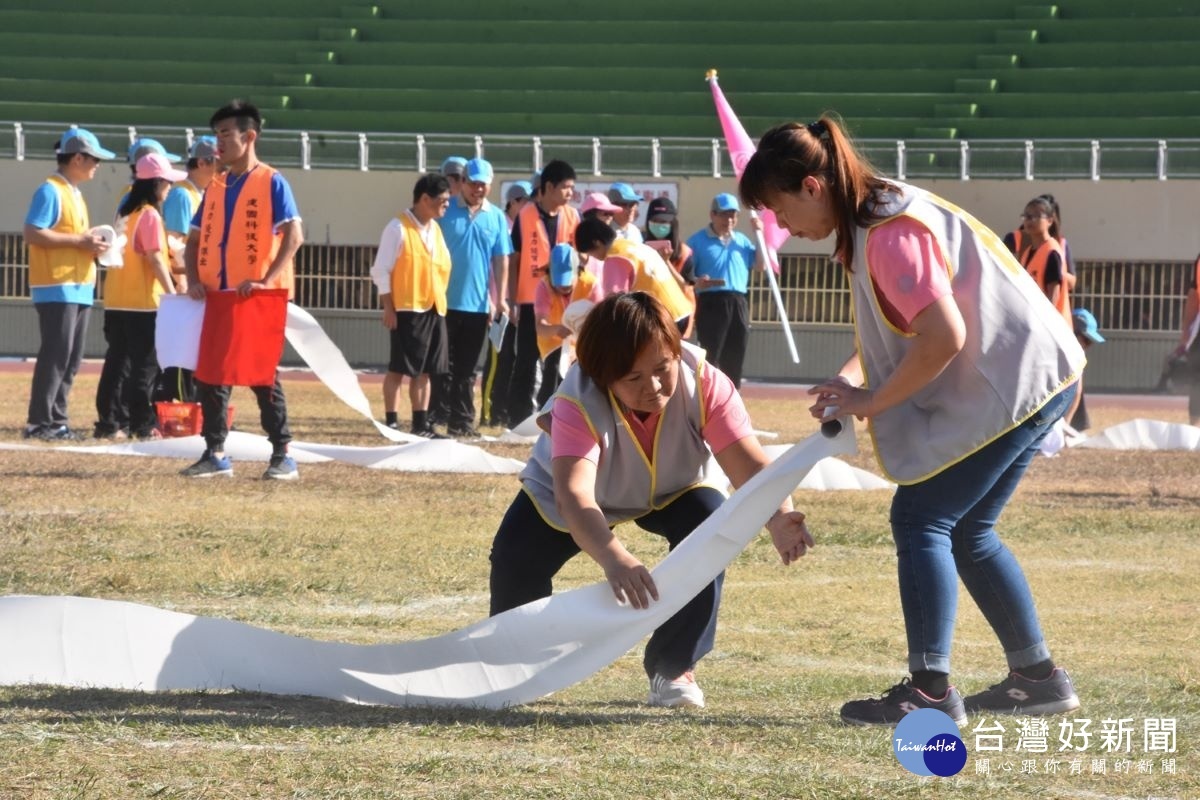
[739,115,897,268]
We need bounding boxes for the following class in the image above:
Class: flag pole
[707,69,799,364]
[749,210,800,363]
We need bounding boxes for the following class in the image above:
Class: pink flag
[708,72,791,271]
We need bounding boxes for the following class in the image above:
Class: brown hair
[575,292,681,391]
[739,116,898,268]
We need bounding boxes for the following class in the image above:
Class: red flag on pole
[194,289,289,387]
[707,71,792,272]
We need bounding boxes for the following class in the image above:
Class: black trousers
[196,374,291,454]
[536,348,563,409]
[429,309,489,429]
[27,302,90,430]
[695,292,750,388]
[483,322,516,427]
[488,487,726,680]
[504,303,542,426]
[95,309,159,436]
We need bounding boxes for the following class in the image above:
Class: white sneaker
[648,670,705,708]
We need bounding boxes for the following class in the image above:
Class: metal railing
[1,233,1192,333]
[6,122,1200,181]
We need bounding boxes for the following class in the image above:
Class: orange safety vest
[515,201,579,305]
[196,164,292,297]
[28,174,94,290]
[608,239,693,322]
[105,206,168,311]
[389,212,451,314]
[1008,228,1029,261]
[536,269,598,358]
[1022,238,1072,327]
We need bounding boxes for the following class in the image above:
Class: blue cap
[465,157,493,183]
[189,135,218,160]
[440,156,468,177]
[127,137,181,165]
[1072,308,1105,343]
[711,193,740,213]
[505,180,533,203]
[607,182,643,204]
[549,244,579,289]
[58,128,116,160]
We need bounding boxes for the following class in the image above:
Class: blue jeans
[891,384,1075,675]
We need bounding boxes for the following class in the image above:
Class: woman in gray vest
[739,118,1086,726]
[489,292,811,709]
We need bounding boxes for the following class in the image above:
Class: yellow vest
[28,174,94,290]
[536,270,598,358]
[104,207,168,311]
[197,165,291,297]
[390,212,451,314]
[608,239,692,321]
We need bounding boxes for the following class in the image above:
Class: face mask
[648,222,672,239]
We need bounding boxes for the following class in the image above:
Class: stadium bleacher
[0,0,1197,140]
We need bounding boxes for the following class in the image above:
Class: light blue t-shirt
[438,197,513,314]
[190,167,300,291]
[163,181,201,237]
[25,179,95,305]
[685,227,756,294]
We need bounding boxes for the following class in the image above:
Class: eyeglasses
[1020,212,1049,220]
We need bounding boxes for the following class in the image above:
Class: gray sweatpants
[26,302,91,430]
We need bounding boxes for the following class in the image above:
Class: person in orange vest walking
[370,174,454,439]
[1017,195,1073,330]
[181,100,305,480]
[504,159,579,427]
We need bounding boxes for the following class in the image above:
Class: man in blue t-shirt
[684,193,765,388]
[430,158,513,438]
[23,128,116,441]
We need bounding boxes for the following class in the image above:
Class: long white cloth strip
[0,432,526,475]
[1073,418,1200,451]
[0,426,852,708]
[702,443,893,492]
[155,297,413,443]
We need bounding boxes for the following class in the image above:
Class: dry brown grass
[0,369,1197,799]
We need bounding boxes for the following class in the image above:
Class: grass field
[1,368,1198,799]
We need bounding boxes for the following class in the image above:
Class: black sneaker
[22,425,45,440]
[43,425,84,441]
[411,424,450,440]
[840,678,967,726]
[447,424,482,440]
[963,668,1080,716]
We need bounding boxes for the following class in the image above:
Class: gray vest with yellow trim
[851,182,1085,484]
[520,341,713,530]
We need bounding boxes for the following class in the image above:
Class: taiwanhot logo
[892,708,967,777]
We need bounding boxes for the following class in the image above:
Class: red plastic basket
[155,402,235,438]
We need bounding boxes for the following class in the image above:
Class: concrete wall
[0,300,1178,392]
[1,161,1192,390]
[3,160,1199,259]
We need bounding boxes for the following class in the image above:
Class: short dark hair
[55,153,74,166]
[574,292,681,391]
[539,159,576,192]
[575,217,617,252]
[210,100,262,133]
[413,173,450,204]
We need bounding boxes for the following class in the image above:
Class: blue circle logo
[892,708,967,777]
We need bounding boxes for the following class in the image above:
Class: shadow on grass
[1,686,801,730]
